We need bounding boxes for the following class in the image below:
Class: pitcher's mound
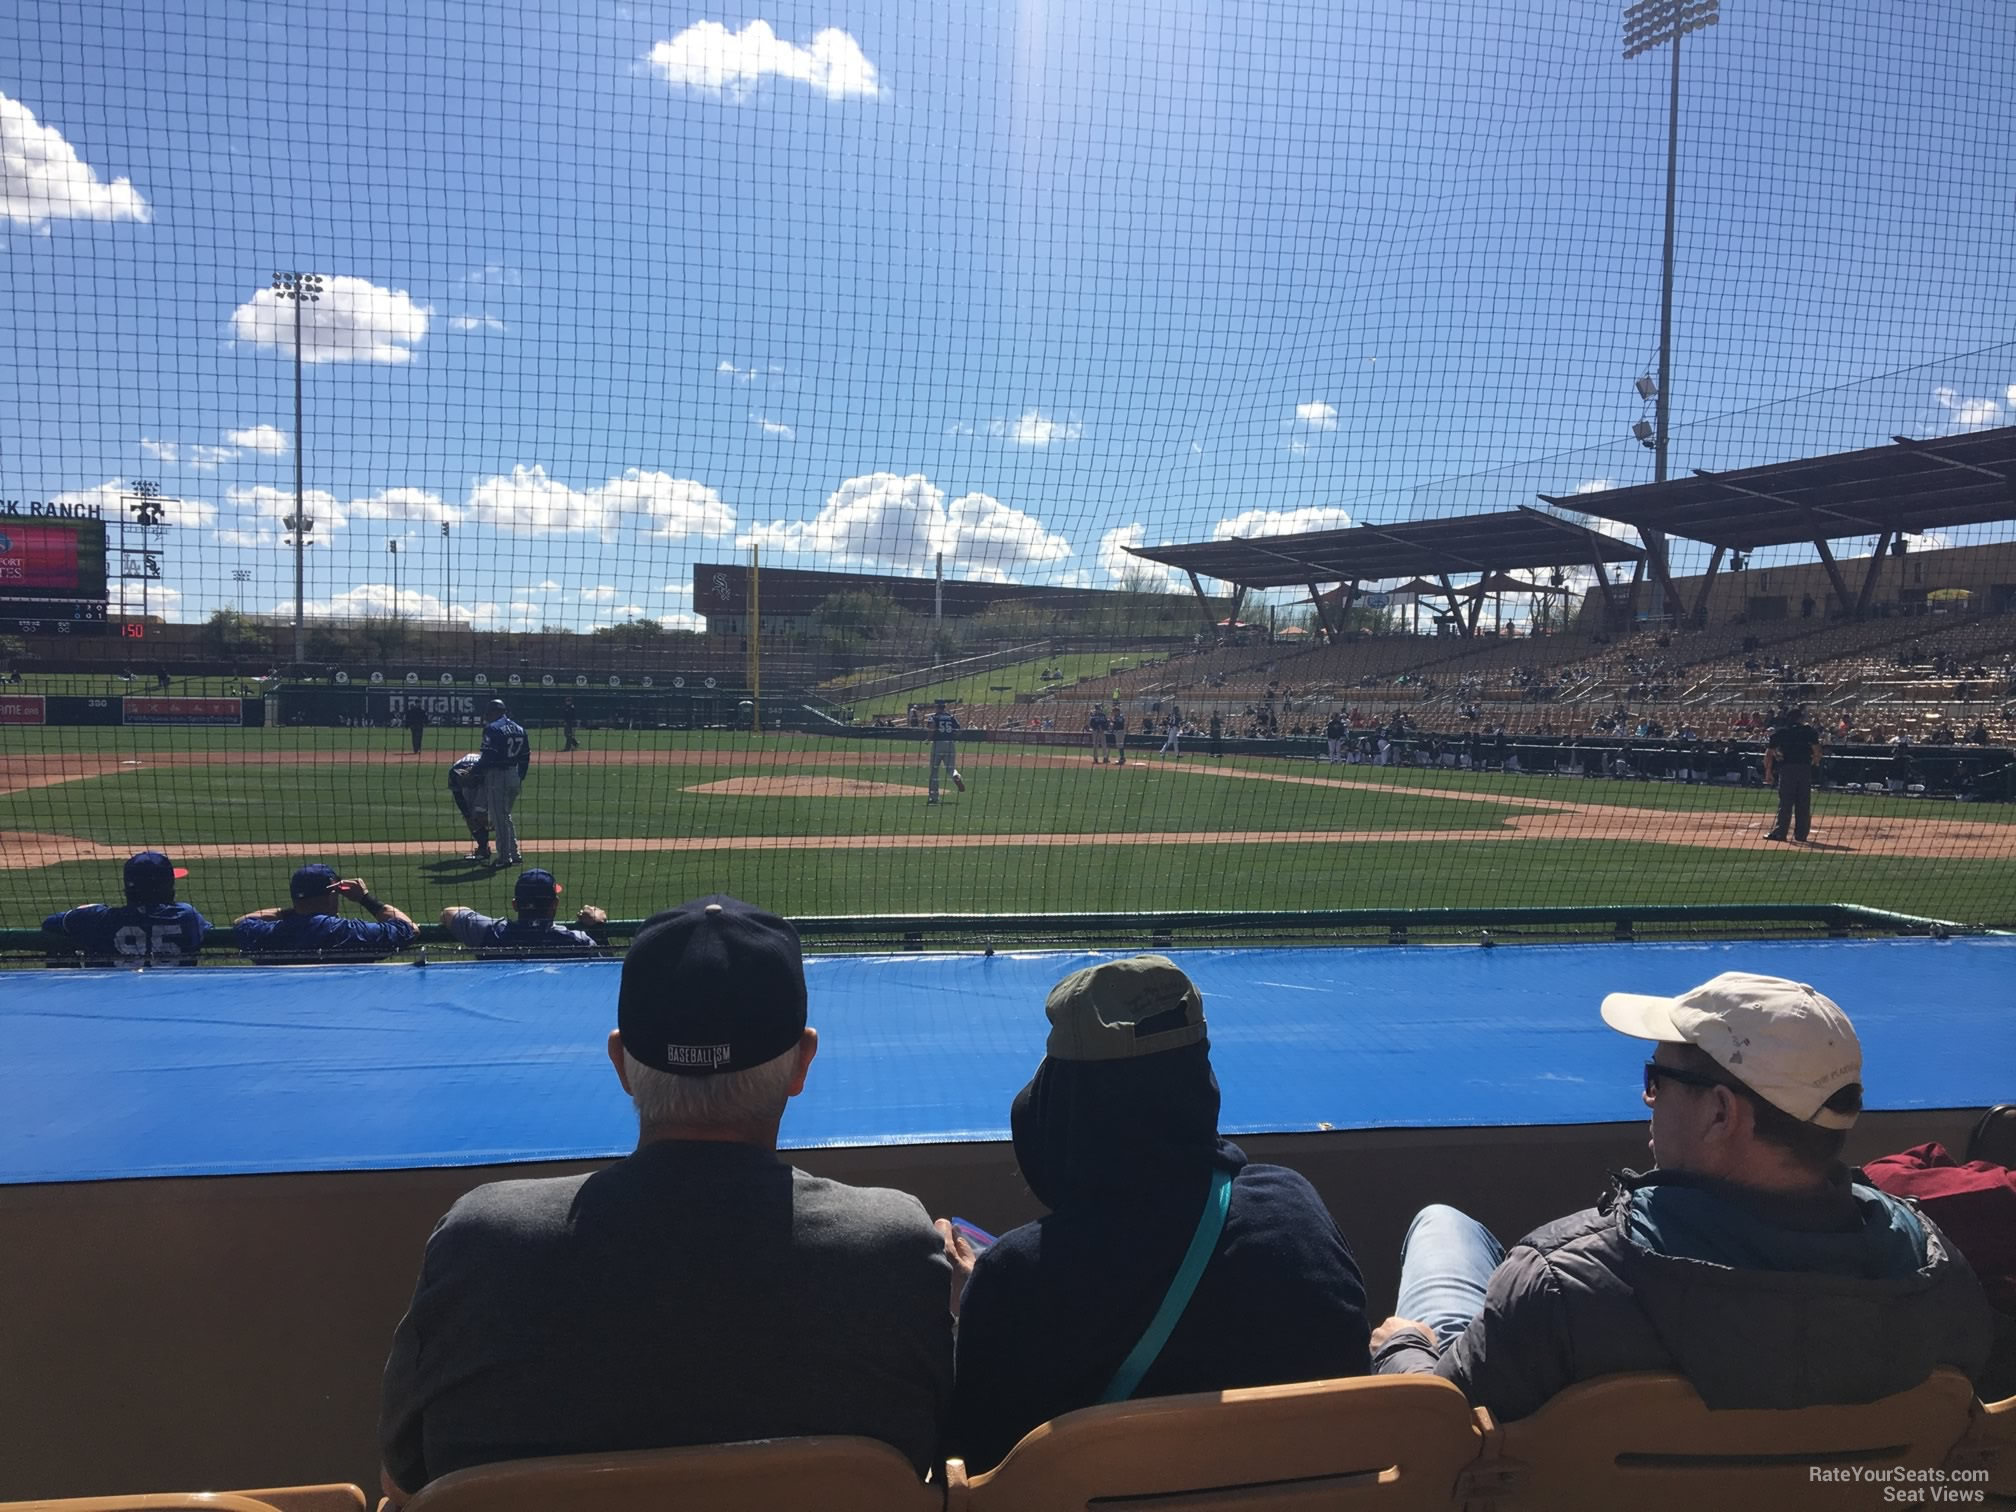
[686,776,931,798]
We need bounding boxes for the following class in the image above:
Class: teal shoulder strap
[1098,1166,1234,1405]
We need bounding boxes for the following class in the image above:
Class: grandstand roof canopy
[1123,506,1645,590]
[1539,426,2016,552]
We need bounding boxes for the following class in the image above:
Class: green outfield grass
[6,727,2013,929]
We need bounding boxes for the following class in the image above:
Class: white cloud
[581,585,619,600]
[1214,506,1354,539]
[286,583,501,625]
[461,263,521,287]
[528,580,561,593]
[647,20,881,101]
[229,483,345,531]
[111,584,182,618]
[449,314,506,332]
[945,492,1073,579]
[348,487,457,523]
[140,437,178,462]
[987,410,1083,446]
[214,526,275,549]
[226,424,289,455]
[0,92,149,225]
[188,444,234,468]
[1295,401,1339,430]
[755,415,795,440]
[54,479,215,527]
[1932,386,2002,431]
[1572,477,1615,494]
[1097,522,1187,591]
[464,465,734,538]
[231,275,430,364]
[718,360,757,382]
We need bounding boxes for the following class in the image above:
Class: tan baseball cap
[1044,955,1206,1062]
[1601,971,1862,1129]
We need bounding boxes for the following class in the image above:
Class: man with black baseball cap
[379,895,953,1503]
[1371,972,1992,1421]
[439,868,605,956]
[942,956,1371,1474]
[233,863,417,959]
[41,850,212,965]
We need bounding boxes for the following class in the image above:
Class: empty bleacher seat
[397,1438,940,1512]
[1469,1368,1980,1512]
[944,1375,1482,1511]
[0,1491,362,1512]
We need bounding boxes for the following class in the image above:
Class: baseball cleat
[951,770,966,792]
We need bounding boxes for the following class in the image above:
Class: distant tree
[812,591,914,641]
[591,618,668,645]
[201,608,273,659]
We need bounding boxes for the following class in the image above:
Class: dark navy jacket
[42,901,212,964]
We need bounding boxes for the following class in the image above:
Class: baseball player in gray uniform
[926,698,966,805]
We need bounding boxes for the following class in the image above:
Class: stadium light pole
[387,540,400,622]
[273,272,324,664]
[231,568,251,614]
[1623,0,1718,613]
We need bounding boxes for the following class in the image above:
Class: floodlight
[1635,376,1658,400]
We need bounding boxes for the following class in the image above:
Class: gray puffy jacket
[1374,1168,1993,1423]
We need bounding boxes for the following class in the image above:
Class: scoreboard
[0,513,111,635]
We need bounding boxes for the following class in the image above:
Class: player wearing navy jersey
[471,698,530,867]
[447,752,493,861]
[440,869,607,957]
[41,850,212,966]
[1087,703,1111,764]
[926,698,965,804]
[1111,706,1128,766]
[233,863,417,959]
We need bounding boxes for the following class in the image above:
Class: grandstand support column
[1689,545,1725,625]
[1623,559,1647,622]
[1438,574,1470,637]
[1586,553,1621,631]
[1856,531,1894,616]
[1224,585,1247,636]
[1185,570,1219,638]
[1811,536,1855,618]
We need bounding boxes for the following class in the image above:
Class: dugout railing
[1,903,1986,970]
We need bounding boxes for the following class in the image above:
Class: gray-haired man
[379,895,953,1503]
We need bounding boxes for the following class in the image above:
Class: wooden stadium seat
[397,1437,941,1512]
[0,1498,300,1512]
[1471,1369,1980,1512]
[1952,1393,2015,1501]
[944,1374,1483,1511]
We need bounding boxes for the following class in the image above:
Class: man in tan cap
[940,955,1371,1473]
[1369,971,1991,1421]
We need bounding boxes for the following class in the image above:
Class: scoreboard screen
[0,516,110,634]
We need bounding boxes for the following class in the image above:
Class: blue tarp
[2,936,2008,1184]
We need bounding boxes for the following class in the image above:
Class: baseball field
[5,723,2015,933]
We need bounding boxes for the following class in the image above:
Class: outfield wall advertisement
[0,694,45,725]
[122,697,249,727]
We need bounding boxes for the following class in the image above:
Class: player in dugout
[41,850,212,966]
[440,868,607,957]
[234,864,417,959]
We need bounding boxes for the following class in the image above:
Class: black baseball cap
[124,851,188,890]
[514,868,562,907]
[484,698,507,714]
[290,863,340,900]
[619,895,807,1076]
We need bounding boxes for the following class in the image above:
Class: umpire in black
[1763,705,1823,842]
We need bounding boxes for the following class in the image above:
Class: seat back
[949,1375,1482,1512]
[399,1437,940,1512]
[1959,1393,2015,1500]
[1479,1369,1979,1512]
[0,1498,290,1512]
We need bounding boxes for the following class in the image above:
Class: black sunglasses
[1643,1059,1728,1098]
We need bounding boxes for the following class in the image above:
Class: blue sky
[3,0,2013,629]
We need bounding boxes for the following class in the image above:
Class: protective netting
[4,0,2014,951]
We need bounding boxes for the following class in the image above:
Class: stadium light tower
[1624,0,1718,489]
[273,272,324,663]
[387,540,401,622]
[231,567,251,614]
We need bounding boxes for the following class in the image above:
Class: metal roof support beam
[1855,530,1893,617]
[1690,545,1725,627]
[1225,586,1247,635]
[1810,536,1854,618]
[1586,547,1623,632]
[1694,469,1893,538]
[1888,434,2015,486]
[1623,558,1646,625]
[1437,575,1470,638]
[1184,570,1219,639]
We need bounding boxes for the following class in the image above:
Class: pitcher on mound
[927,698,966,805]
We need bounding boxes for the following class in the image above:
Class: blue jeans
[1394,1204,1505,1346]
